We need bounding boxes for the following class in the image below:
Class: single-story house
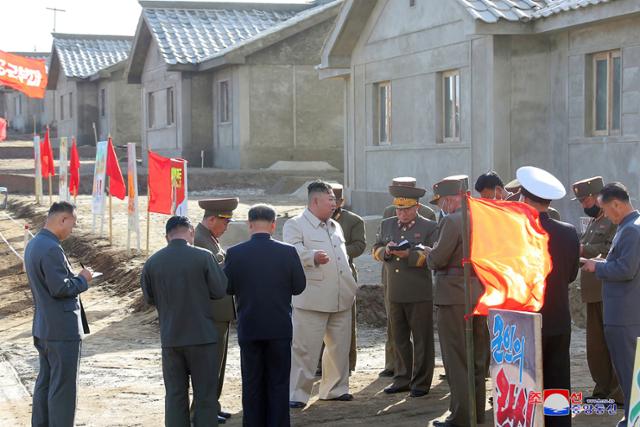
[319,0,640,223]
[127,0,344,169]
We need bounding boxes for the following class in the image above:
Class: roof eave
[126,14,151,84]
[532,0,640,34]
[199,1,342,73]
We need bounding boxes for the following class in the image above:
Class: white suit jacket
[283,209,358,313]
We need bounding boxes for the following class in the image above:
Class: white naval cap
[516,166,566,201]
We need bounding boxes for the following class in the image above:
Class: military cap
[198,198,239,219]
[572,176,604,200]
[391,176,418,187]
[429,175,469,205]
[330,183,344,200]
[504,179,521,193]
[517,166,566,201]
[389,183,426,208]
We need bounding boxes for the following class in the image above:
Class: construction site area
[0,140,610,426]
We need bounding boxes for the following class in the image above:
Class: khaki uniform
[381,203,435,371]
[581,214,623,401]
[373,215,438,392]
[334,208,366,371]
[427,210,487,425]
[194,223,235,402]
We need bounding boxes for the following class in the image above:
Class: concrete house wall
[97,68,142,144]
[210,19,344,169]
[344,0,486,214]
[53,73,98,145]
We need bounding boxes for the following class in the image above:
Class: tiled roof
[142,4,304,65]
[52,34,133,78]
[457,0,611,23]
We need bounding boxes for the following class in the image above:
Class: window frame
[147,91,155,129]
[375,81,392,145]
[60,94,65,121]
[442,69,461,143]
[166,87,175,126]
[100,88,106,118]
[218,80,231,124]
[591,50,621,136]
[68,92,73,119]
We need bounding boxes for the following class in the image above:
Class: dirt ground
[0,142,621,426]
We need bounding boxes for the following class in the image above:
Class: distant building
[46,33,141,145]
[127,0,344,168]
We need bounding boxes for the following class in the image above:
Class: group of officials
[23,164,640,427]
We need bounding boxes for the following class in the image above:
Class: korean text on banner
[92,141,108,216]
[0,51,48,98]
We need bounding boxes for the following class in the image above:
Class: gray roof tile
[52,34,132,78]
[143,5,302,65]
[457,0,612,23]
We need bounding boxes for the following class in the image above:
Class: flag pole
[460,187,477,427]
[146,182,150,255]
[33,119,39,205]
[47,125,52,205]
[108,134,113,246]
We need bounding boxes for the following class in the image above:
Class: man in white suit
[284,180,358,408]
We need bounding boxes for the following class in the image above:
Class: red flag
[106,138,125,200]
[147,150,172,214]
[0,51,48,99]
[0,118,6,141]
[40,128,55,178]
[69,138,80,197]
[468,197,552,315]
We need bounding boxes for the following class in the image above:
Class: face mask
[584,205,601,218]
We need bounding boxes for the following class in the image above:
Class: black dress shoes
[217,415,226,424]
[321,393,354,401]
[289,401,306,409]
[409,389,428,398]
[218,411,231,419]
[383,385,410,394]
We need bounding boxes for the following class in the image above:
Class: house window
[592,50,621,135]
[166,87,175,126]
[443,70,460,141]
[219,81,230,123]
[375,81,391,145]
[60,94,65,120]
[68,93,73,119]
[100,88,106,118]
[147,92,155,129]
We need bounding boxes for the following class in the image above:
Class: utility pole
[46,7,66,32]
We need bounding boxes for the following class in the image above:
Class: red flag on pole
[0,118,7,142]
[147,150,172,214]
[106,137,125,200]
[40,128,55,178]
[468,197,552,315]
[69,138,80,197]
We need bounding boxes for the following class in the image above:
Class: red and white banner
[0,51,47,99]
[0,118,6,141]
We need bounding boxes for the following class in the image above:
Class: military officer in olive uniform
[373,183,438,397]
[427,175,488,427]
[572,176,624,403]
[379,177,436,377]
[317,184,366,374]
[196,198,239,424]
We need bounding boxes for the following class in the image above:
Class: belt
[435,267,476,277]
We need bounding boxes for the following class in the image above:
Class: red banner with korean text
[0,51,48,99]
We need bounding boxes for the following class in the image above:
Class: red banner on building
[0,51,48,99]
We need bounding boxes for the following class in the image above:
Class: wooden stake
[48,176,53,206]
[108,177,113,245]
[146,207,150,255]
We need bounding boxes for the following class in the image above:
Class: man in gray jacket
[24,201,93,427]
[583,182,640,427]
[141,216,228,427]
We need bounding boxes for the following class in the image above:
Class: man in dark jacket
[224,204,306,426]
[25,201,93,427]
[518,166,580,427]
[141,216,228,427]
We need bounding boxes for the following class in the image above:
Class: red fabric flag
[468,197,552,315]
[0,118,6,141]
[40,128,55,178]
[0,51,48,99]
[147,150,172,214]
[69,138,80,197]
[106,137,125,200]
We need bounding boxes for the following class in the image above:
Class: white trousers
[289,307,352,403]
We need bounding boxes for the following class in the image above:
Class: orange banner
[0,51,48,99]
[469,197,552,315]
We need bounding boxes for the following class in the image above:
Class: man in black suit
[141,216,228,427]
[24,201,93,427]
[224,204,306,426]
[518,166,580,427]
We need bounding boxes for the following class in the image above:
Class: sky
[1,0,313,53]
